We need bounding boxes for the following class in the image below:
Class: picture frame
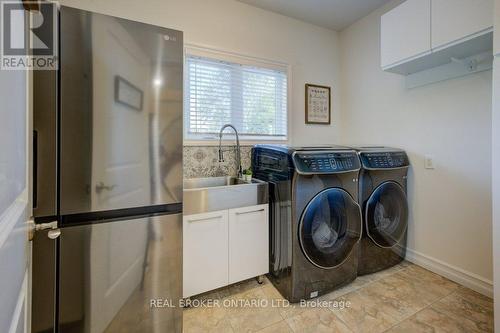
[305,83,331,125]
[114,75,143,111]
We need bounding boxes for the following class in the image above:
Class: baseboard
[405,248,493,298]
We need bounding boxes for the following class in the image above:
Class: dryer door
[365,181,408,248]
[299,188,362,269]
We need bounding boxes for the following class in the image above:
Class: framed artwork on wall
[305,84,331,125]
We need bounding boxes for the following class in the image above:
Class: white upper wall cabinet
[382,0,494,78]
[381,0,431,68]
[432,0,493,50]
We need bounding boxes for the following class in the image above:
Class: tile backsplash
[183,145,252,179]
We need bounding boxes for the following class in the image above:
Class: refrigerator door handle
[47,229,61,239]
[28,218,59,241]
[33,130,38,208]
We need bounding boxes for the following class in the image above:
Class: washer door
[366,181,408,248]
[299,188,362,269]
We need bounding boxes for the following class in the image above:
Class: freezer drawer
[34,213,182,333]
[60,214,182,333]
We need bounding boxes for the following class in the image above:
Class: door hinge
[28,218,60,241]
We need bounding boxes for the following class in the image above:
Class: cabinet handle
[188,215,223,223]
[235,208,265,216]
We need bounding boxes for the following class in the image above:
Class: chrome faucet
[218,124,243,179]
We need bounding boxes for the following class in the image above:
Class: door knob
[96,182,117,194]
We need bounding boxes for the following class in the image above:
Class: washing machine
[252,145,362,302]
[351,146,410,275]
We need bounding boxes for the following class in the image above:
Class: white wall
[60,0,342,146]
[340,1,493,295]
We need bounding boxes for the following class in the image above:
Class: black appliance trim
[59,202,183,227]
[34,215,58,224]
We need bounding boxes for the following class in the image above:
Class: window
[185,49,288,141]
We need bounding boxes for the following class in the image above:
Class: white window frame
[183,45,291,145]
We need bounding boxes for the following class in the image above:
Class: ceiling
[236,0,392,31]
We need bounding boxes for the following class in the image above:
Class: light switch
[424,155,435,169]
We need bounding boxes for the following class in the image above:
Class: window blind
[186,54,288,139]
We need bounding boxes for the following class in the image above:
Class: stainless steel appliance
[350,146,410,275]
[32,6,183,333]
[252,145,362,302]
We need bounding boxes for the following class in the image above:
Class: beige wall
[339,2,493,295]
[60,0,342,146]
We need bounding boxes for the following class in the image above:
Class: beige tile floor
[183,262,494,333]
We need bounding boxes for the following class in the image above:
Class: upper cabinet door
[432,0,493,50]
[381,0,431,68]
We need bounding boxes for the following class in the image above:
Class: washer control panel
[293,151,361,174]
[359,151,409,169]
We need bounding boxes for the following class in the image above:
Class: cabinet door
[183,210,229,298]
[432,0,493,50]
[381,0,431,68]
[228,204,269,284]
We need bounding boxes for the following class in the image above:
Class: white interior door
[0,2,31,333]
[87,14,152,333]
[492,55,500,333]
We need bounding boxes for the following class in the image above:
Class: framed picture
[114,75,143,111]
[305,84,331,124]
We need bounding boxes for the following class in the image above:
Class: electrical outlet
[424,155,435,169]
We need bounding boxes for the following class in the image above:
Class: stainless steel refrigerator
[32,6,183,333]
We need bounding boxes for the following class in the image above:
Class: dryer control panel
[359,151,409,169]
[293,151,361,174]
